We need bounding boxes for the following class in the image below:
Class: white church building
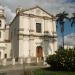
[0,6,57,63]
[0,6,11,59]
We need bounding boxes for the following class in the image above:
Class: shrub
[46,48,75,71]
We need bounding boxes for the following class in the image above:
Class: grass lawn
[33,69,75,75]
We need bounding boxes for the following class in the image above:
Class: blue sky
[57,20,75,36]
[0,0,75,45]
[66,0,75,3]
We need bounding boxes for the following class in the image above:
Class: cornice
[19,13,53,20]
[0,28,6,30]
[0,47,6,49]
[0,40,10,43]
[16,6,55,18]
[0,15,6,19]
[4,40,10,43]
[18,33,57,38]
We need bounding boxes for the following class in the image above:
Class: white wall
[5,43,11,58]
[0,14,6,59]
[10,7,57,59]
[10,16,19,58]
[0,18,6,41]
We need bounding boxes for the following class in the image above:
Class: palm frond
[70,14,75,27]
[63,11,68,16]
[56,13,62,17]
[56,25,58,28]
[73,13,75,16]
[71,22,74,27]
[65,17,70,20]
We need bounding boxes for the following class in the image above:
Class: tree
[56,11,69,49]
[46,48,75,71]
[70,13,75,27]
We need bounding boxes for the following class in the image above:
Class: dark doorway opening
[36,46,43,61]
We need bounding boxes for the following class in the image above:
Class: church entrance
[36,46,43,62]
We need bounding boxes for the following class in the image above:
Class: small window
[4,54,7,58]
[36,23,41,33]
[0,20,1,27]
[0,31,1,38]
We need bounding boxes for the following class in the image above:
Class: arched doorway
[36,46,43,61]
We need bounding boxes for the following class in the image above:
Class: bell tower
[0,6,6,59]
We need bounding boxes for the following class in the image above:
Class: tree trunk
[61,23,64,50]
[62,31,64,49]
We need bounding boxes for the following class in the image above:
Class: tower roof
[0,5,4,10]
[0,5,5,19]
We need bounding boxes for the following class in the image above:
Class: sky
[0,0,75,46]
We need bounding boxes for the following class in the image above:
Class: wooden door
[36,46,43,61]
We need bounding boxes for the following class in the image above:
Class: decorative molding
[4,40,10,43]
[29,38,34,40]
[29,29,34,32]
[19,13,53,20]
[18,6,55,18]
[0,15,6,19]
[0,40,10,43]
[44,31,49,33]
[19,33,57,38]
[50,38,57,42]
[0,47,6,49]
[17,28,24,31]
[0,28,6,30]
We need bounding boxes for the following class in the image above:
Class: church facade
[0,6,57,63]
[10,6,57,62]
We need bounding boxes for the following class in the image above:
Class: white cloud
[0,0,75,23]
[4,6,15,23]
[58,33,75,46]
[64,33,75,45]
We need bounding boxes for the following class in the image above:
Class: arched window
[0,20,1,27]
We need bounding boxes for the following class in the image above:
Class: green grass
[33,69,75,75]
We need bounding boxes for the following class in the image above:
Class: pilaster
[44,18,49,34]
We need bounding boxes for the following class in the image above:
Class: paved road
[0,65,34,75]
[0,64,49,75]
[0,70,23,75]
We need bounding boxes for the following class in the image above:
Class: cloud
[0,0,75,23]
[58,33,75,46]
[4,6,15,23]
[0,0,75,46]
[64,33,75,45]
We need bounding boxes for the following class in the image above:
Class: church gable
[21,6,53,18]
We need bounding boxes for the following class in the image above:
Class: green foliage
[33,69,75,75]
[46,48,75,71]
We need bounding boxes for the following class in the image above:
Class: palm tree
[56,11,69,49]
[70,13,75,27]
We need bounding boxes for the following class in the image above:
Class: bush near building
[46,48,75,71]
